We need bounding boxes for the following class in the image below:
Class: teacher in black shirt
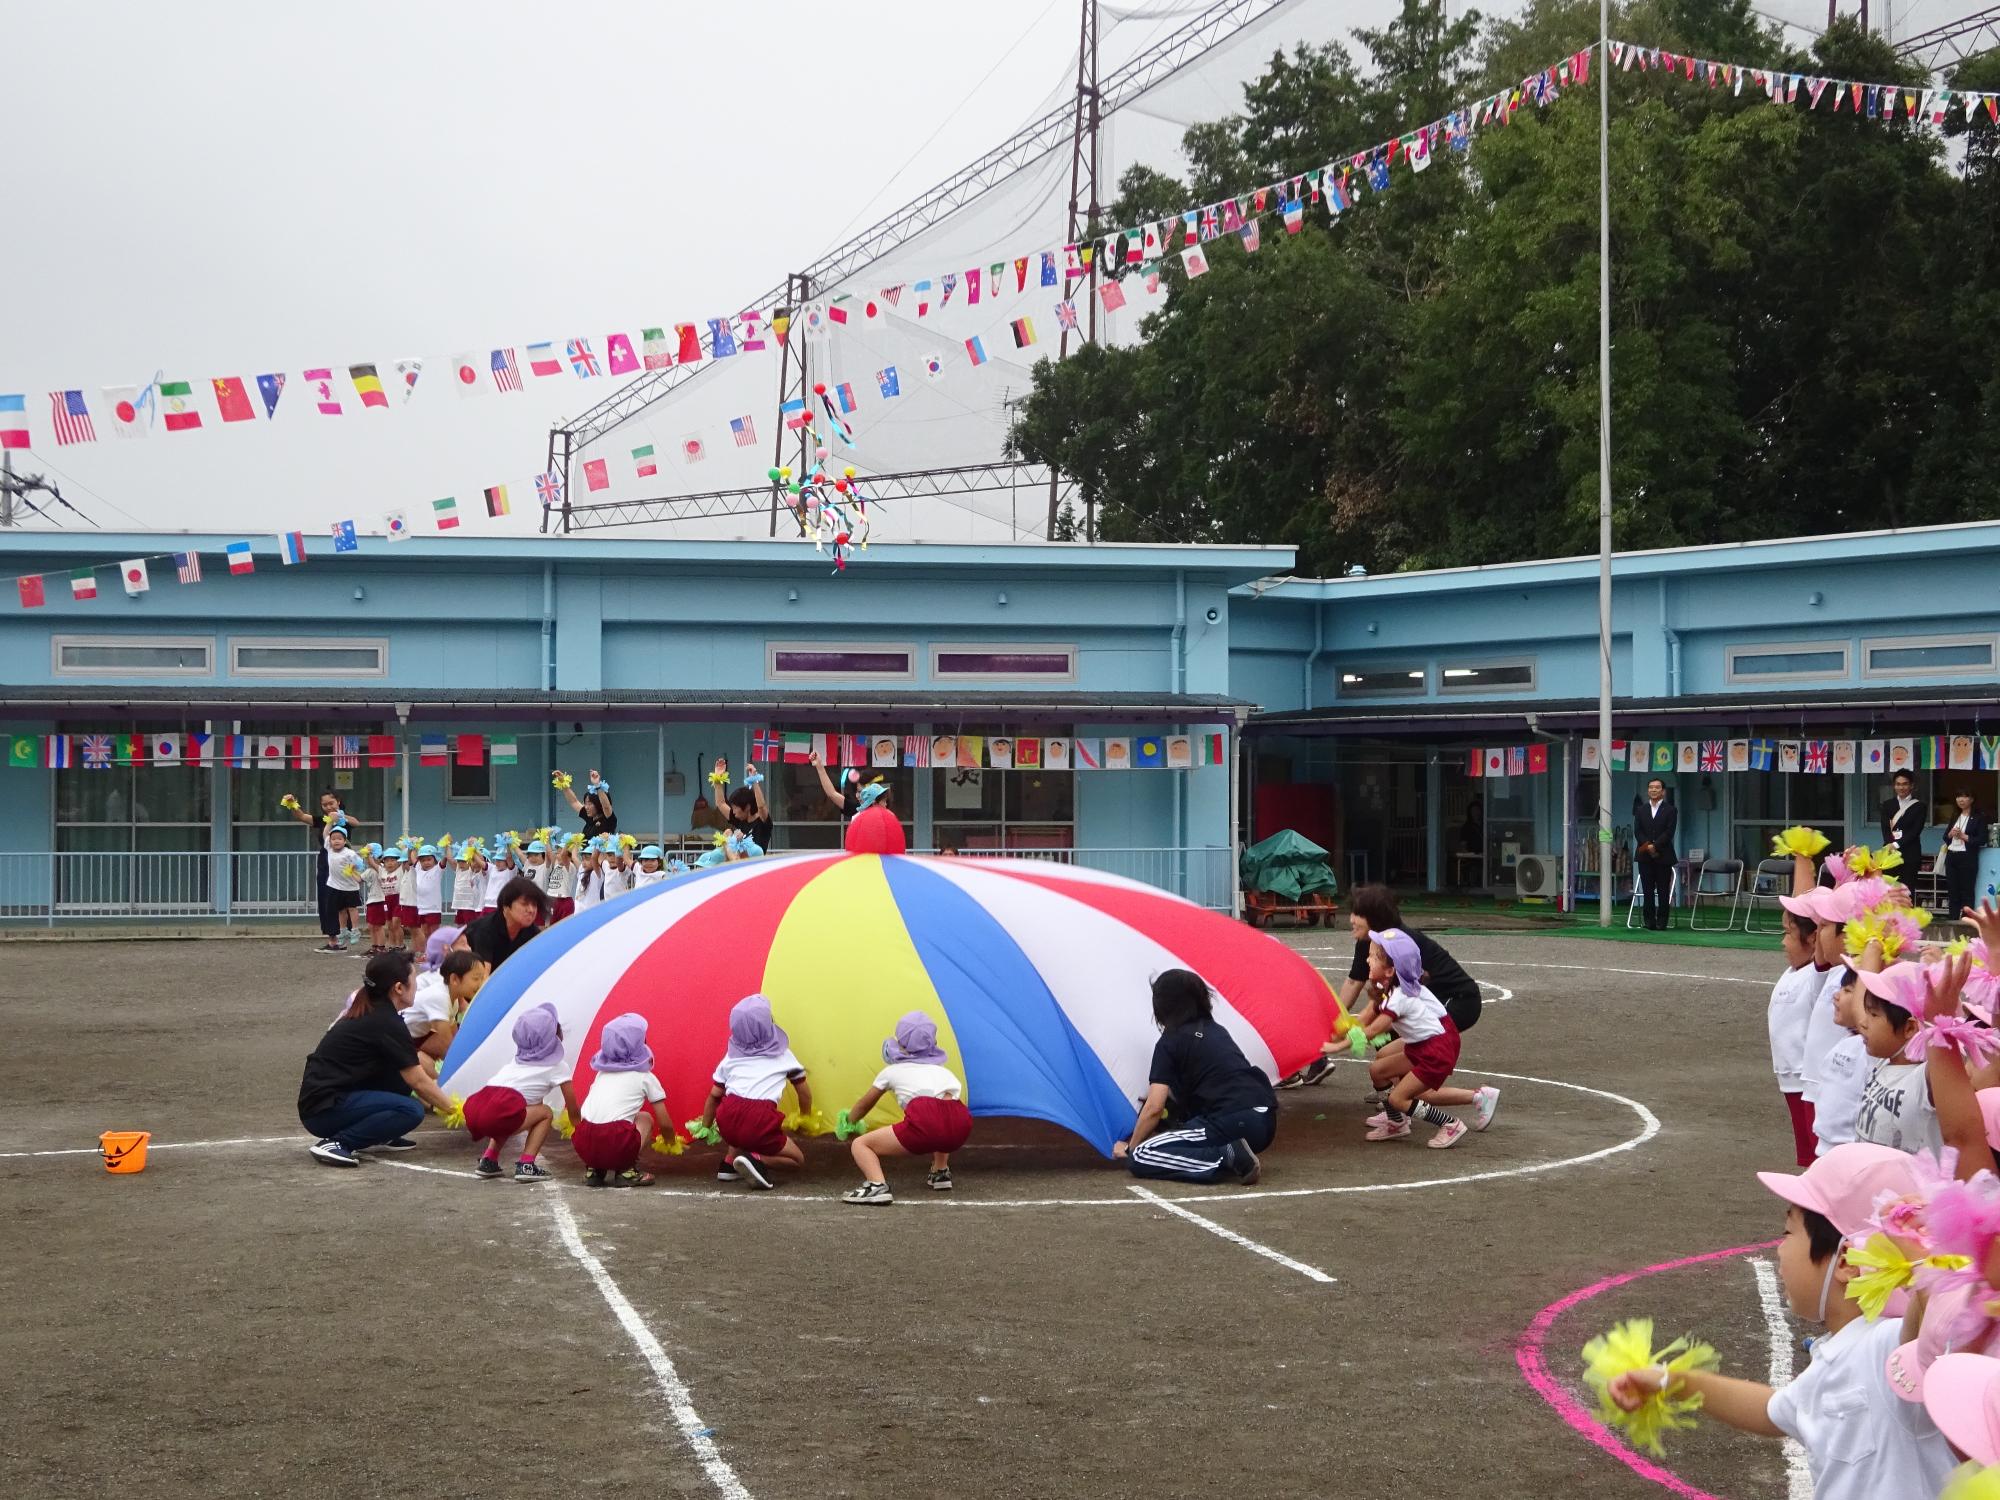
[1115,969,1273,1186]
[557,770,617,840]
[298,950,453,1168]
[460,877,548,972]
[1944,791,1990,918]
[1882,770,1928,875]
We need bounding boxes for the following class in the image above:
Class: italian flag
[633,444,658,478]
[783,732,812,763]
[159,380,203,431]
[489,738,519,766]
[69,568,98,600]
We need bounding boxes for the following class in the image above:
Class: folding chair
[1690,857,1745,931]
[1741,858,1794,933]
[1626,866,1680,929]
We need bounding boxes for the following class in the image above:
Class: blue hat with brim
[525,840,547,854]
[417,844,438,858]
[639,844,664,860]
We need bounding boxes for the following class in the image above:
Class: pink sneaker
[1427,1118,1469,1150]
[1365,1110,1392,1129]
[1472,1086,1500,1132]
[1365,1118,1410,1142]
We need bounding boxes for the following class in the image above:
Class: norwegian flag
[751,728,783,763]
[80,733,115,770]
[1699,740,1725,772]
[332,736,361,769]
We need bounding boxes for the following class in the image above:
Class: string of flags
[748,728,1228,772]
[1577,736,2000,776]
[1612,37,2000,125]
[4,730,525,771]
[9,528,428,610]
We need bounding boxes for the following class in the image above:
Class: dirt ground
[0,930,1807,1500]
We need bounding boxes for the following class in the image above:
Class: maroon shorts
[1403,1020,1462,1091]
[366,901,391,928]
[411,911,439,933]
[551,897,576,922]
[716,1095,787,1156]
[893,1096,972,1155]
[455,908,478,926]
[463,1085,527,1144]
[572,1117,641,1172]
[1784,1091,1817,1169]
[397,904,421,929]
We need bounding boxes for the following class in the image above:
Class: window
[1438,660,1537,695]
[449,759,493,802]
[759,727,915,848]
[1725,642,1849,684]
[228,637,388,677]
[1337,665,1427,697]
[931,645,1077,682]
[766,643,915,681]
[1863,635,1998,678]
[53,635,212,677]
[931,724,1076,852]
[53,721,213,910]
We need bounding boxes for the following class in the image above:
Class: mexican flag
[159,379,203,431]
[69,568,98,600]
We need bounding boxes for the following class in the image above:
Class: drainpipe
[1302,598,1325,711]
[1664,627,1683,700]
[542,563,555,826]
[1171,572,1185,887]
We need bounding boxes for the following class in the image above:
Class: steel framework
[548,0,1293,534]
[1894,5,2000,68]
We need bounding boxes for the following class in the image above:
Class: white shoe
[1472,1086,1500,1132]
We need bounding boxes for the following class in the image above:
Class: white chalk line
[0,1133,298,1160]
[1750,1256,1814,1500]
[1127,1184,1336,1283]
[1291,953,1767,986]
[544,1192,753,1500]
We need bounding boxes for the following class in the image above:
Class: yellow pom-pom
[1581,1318,1719,1457]
[555,1111,576,1139]
[433,1093,466,1131]
[1845,1234,1971,1322]
[648,1131,687,1156]
[1771,826,1832,859]
[552,771,573,791]
[1943,1462,2000,1500]
[783,1109,831,1137]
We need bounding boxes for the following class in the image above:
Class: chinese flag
[212,377,256,423]
[455,734,485,767]
[16,575,45,608]
[675,323,702,364]
[366,734,397,769]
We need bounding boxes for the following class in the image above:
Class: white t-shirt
[324,848,363,893]
[713,1048,806,1103]
[1767,963,1818,1093]
[573,867,602,912]
[482,864,512,907]
[1951,813,1973,852]
[872,1061,962,1108]
[377,865,401,899]
[408,863,445,915]
[360,865,384,905]
[1813,1034,1871,1155]
[404,971,453,1033]
[1800,967,1851,1104]
[1381,985,1448,1045]
[633,867,667,889]
[450,868,482,910]
[526,859,553,892]
[580,1069,666,1124]
[1853,1057,1942,1155]
[1766,1316,1956,1500]
[602,865,632,898]
[548,862,575,899]
[484,1057,572,1113]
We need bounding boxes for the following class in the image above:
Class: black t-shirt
[462,909,539,971]
[1350,925,1481,1028]
[1148,1019,1276,1121]
[297,1002,419,1118]
[726,807,774,849]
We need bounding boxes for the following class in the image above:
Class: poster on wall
[1727,740,1750,772]
[944,767,984,810]
[1104,737,1132,770]
[1166,736,1193,770]
[1045,737,1071,771]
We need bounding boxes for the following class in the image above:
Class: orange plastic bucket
[99,1130,150,1174]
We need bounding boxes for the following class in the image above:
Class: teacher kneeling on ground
[299,949,455,1168]
[1115,968,1273,1186]
[461,875,549,972]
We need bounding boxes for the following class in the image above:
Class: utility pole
[1,451,14,528]
[1050,0,1101,539]
[1596,4,1614,927]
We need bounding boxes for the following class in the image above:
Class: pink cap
[1756,1143,1921,1238]
[1779,885,1853,923]
[1887,1284,1996,1403]
[1980,1088,2000,1150]
[1922,1352,2000,1464]
[1848,961,1928,1013]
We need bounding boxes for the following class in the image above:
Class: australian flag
[875,367,900,399]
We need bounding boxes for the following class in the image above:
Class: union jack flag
[567,338,601,378]
[751,728,783,762]
[332,736,361,769]
[490,348,522,393]
[1199,205,1219,240]
[536,471,563,510]
[80,733,115,769]
[1805,740,1830,774]
[1699,739,1724,772]
[1054,299,1079,332]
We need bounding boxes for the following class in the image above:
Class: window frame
[1723,640,1851,686]
[928,643,1079,684]
[228,636,390,679]
[1436,658,1538,696]
[1335,663,1429,698]
[448,759,495,803]
[1860,633,1999,680]
[52,634,214,678]
[764,641,917,683]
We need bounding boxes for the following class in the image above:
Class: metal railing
[0,845,1239,922]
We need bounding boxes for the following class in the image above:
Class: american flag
[174,551,202,584]
[730,415,757,447]
[535,471,563,509]
[490,348,522,393]
[1699,740,1724,772]
[50,390,96,446]
[751,728,783,762]
[332,736,361,769]
[80,733,115,769]
[904,734,930,768]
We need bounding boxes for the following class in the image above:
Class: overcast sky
[0,0,1928,543]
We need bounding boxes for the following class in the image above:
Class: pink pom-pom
[1923,1171,2000,1283]
[1905,1015,2000,1068]
[1826,852,1854,885]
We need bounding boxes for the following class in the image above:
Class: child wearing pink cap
[1769,887,1824,1167]
[1852,959,1945,1156]
[1608,1143,1956,1499]
[1795,884,1870,1157]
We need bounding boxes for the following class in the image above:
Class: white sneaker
[1472,1086,1500,1132]
[841,1180,893,1206]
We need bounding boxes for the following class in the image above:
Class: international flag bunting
[175,552,201,584]
[632,444,658,477]
[306,369,342,416]
[1699,739,1725,771]
[1749,738,1775,771]
[332,736,361,769]
[1194,731,1226,765]
[642,328,672,369]
[45,735,72,769]
[923,353,944,382]
[257,372,285,418]
[1527,743,1549,774]
[752,729,782,762]
[0,394,29,449]
[50,390,96,445]
[280,531,307,566]
[583,458,609,491]
[903,735,930,768]
[489,738,519,766]
[81,733,115,770]
[1465,748,1484,778]
[419,734,448,766]
[150,734,181,766]
[526,343,563,377]
[784,732,813,764]
[367,735,398,769]
[1055,299,1079,332]
[69,568,97,601]
[675,324,702,364]
[227,541,255,574]
[452,352,482,395]
[1484,747,1507,778]
[349,364,388,408]
[103,384,147,438]
[1182,245,1210,278]
[1652,742,1673,772]
[780,399,808,430]
[483,485,510,517]
[834,382,857,415]
[7,734,37,767]
[1099,280,1127,313]
[1804,740,1830,774]
[433,496,460,530]
[709,319,738,358]
[730,415,757,447]
[1134,737,1166,769]
[292,736,318,770]
[254,736,285,770]
[1011,317,1036,348]
[456,734,485,766]
[605,334,639,375]
[385,510,409,541]
[536,471,563,510]
[1508,746,1528,776]
[876,367,900,399]
[393,359,422,400]
[17,575,44,609]
[680,435,705,464]
[567,338,600,378]
[491,349,522,392]
[965,336,988,367]
[212,377,254,423]
[159,379,202,431]
[332,520,359,553]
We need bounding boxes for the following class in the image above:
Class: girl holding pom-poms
[573,1013,673,1188]
[694,994,811,1191]
[837,1012,970,1206]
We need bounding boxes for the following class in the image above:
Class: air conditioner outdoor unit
[1513,853,1560,899]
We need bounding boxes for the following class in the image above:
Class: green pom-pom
[682,1117,721,1146]
[1349,1028,1370,1059]
[835,1108,865,1141]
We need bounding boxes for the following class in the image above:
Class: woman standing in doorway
[1944,790,1990,920]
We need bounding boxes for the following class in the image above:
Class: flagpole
[1596,12,1614,928]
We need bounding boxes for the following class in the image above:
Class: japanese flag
[120,559,150,595]
[255,736,286,768]
[1484,748,1507,778]
[452,352,483,397]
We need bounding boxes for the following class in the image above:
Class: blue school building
[2,519,1998,923]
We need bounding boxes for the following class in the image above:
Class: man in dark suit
[1632,777,1678,930]
[1881,770,1927,876]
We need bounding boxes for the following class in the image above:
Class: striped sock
[1413,1102,1456,1128]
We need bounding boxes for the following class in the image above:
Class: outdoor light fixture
[996,591,1009,606]
[1808,591,1824,606]
[787,588,798,602]
[353,586,366,602]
